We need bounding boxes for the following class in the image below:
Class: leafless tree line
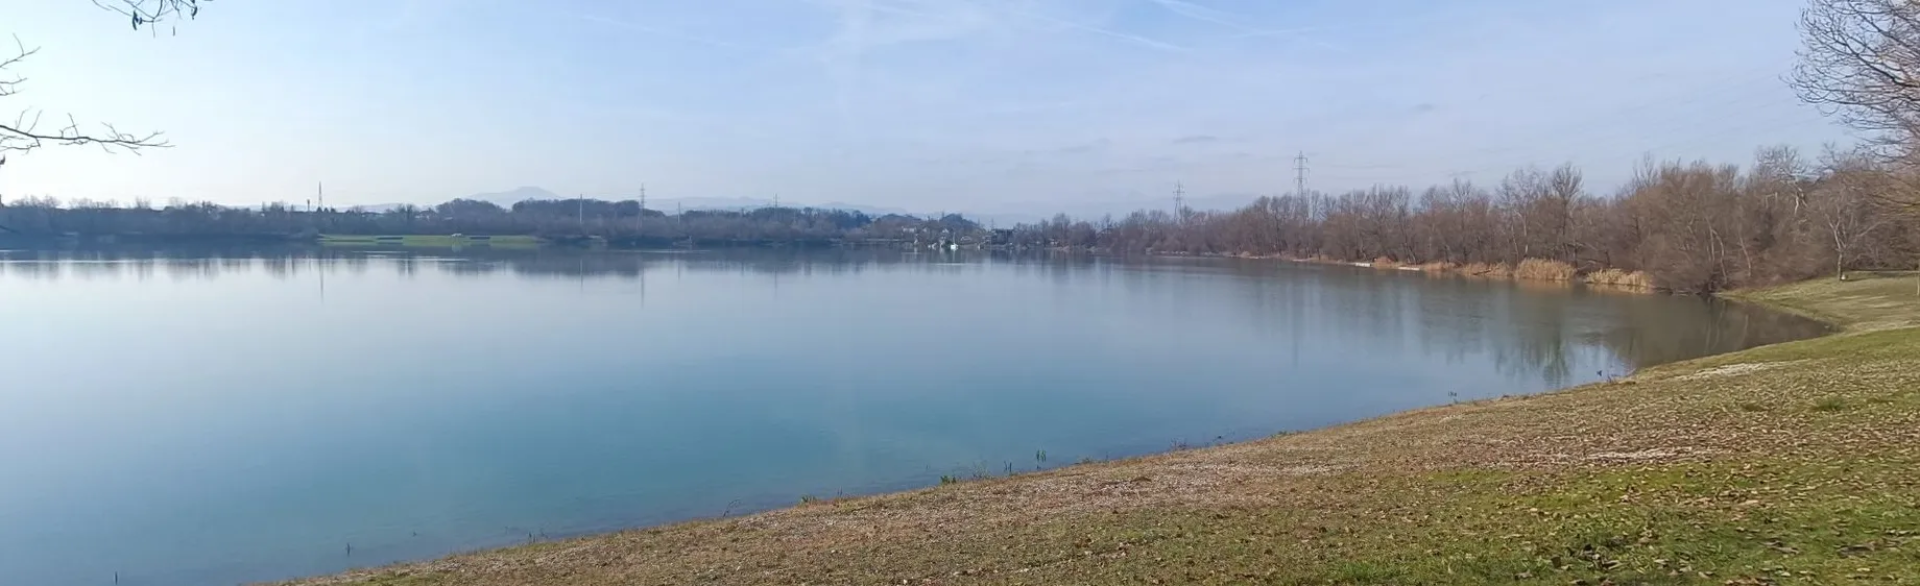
[1013,147,1912,292]
[1012,0,1920,293]
[0,195,989,247]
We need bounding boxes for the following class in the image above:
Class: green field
[288,275,1920,586]
[317,234,544,248]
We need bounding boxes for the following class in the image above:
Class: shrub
[1584,268,1656,290]
[1513,258,1577,282]
[1459,262,1513,278]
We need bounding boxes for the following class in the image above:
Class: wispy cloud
[808,0,1006,132]
[1147,0,1253,31]
[12,0,1846,211]
[1056,138,1113,154]
[1012,9,1189,52]
[1145,0,1343,51]
[344,0,448,43]
[575,13,758,51]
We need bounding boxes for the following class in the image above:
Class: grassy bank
[288,277,1919,586]
[1725,272,1920,332]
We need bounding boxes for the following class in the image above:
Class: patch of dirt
[1582,447,1719,462]
[1673,361,1806,381]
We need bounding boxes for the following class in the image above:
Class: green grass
[318,234,543,248]
[1725,271,1920,331]
[286,277,1920,586]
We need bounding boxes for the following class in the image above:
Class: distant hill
[649,197,775,212]
[346,187,566,213]
[648,198,913,218]
[346,203,406,213]
[466,186,563,207]
[967,192,1262,227]
[354,186,1257,225]
[455,189,918,218]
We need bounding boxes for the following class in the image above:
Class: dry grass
[284,279,1920,586]
[1457,261,1513,278]
[1512,258,1577,282]
[1369,256,1401,269]
[1416,259,1652,292]
[1583,268,1656,290]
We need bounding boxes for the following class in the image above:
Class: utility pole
[1294,152,1309,197]
[578,194,586,233]
[317,182,324,212]
[638,183,647,233]
[1173,181,1186,224]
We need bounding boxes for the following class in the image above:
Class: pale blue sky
[3,0,1853,211]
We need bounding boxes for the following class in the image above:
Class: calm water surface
[0,248,1828,586]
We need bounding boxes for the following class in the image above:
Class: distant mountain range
[347,186,561,213]
[465,186,562,207]
[972,193,1261,226]
[346,186,1260,226]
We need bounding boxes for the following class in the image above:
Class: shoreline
[282,274,1918,586]
[1216,252,1661,293]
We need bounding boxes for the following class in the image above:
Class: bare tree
[1792,0,1920,157]
[1793,0,1920,289]
[1,1,208,160]
[1812,177,1894,279]
[1792,0,1920,214]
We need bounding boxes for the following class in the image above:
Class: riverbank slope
[288,274,1920,586]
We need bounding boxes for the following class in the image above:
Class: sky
[1,0,1858,213]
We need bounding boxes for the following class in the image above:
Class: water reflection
[0,247,1829,380]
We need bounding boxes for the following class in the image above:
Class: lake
[0,247,1829,586]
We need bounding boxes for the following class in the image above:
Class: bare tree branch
[0,3,209,160]
[90,0,209,31]
[0,42,169,155]
[1793,0,1920,216]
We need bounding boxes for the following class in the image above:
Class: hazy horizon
[5,0,1854,211]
